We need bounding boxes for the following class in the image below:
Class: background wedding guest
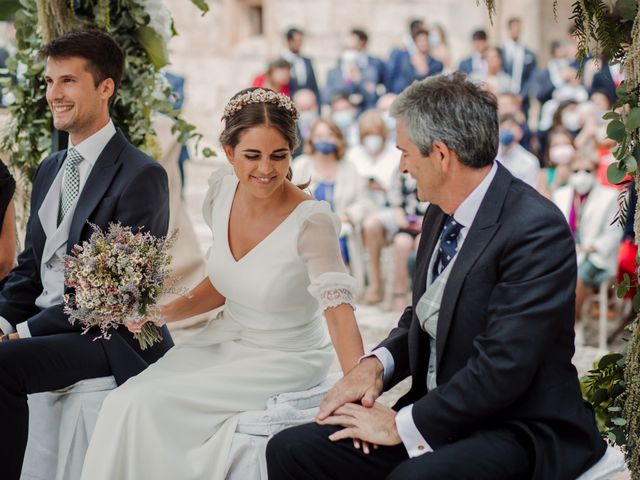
[251,58,291,96]
[458,29,488,75]
[292,88,320,157]
[386,28,443,94]
[0,159,16,282]
[537,127,575,198]
[281,27,320,100]
[496,113,540,188]
[347,109,403,304]
[428,24,453,73]
[348,28,386,94]
[500,17,537,116]
[552,150,622,344]
[329,93,360,146]
[324,46,379,112]
[469,46,511,95]
[293,118,372,267]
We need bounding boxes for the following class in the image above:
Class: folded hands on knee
[316,357,400,453]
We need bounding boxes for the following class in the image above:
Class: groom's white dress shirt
[372,162,497,457]
[0,120,116,337]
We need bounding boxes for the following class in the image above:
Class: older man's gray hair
[390,73,499,168]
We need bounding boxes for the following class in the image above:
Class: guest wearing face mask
[324,46,379,112]
[537,128,575,198]
[376,93,398,144]
[348,111,401,304]
[428,24,453,73]
[347,110,398,207]
[329,94,359,146]
[496,114,540,188]
[553,151,622,345]
[292,89,319,157]
[292,118,373,268]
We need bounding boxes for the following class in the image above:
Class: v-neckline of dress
[225,177,313,263]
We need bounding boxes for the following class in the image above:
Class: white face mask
[297,110,319,138]
[562,110,581,131]
[362,135,384,155]
[332,111,355,131]
[569,170,595,195]
[549,144,575,165]
[381,111,396,135]
[429,31,441,48]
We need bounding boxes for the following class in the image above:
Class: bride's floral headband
[222,88,299,121]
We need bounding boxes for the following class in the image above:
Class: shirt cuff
[360,347,394,385]
[396,405,433,457]
[16,321,32,339]
[0,315,15,334]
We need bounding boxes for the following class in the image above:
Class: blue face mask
[499,130,515,147]
[314,141,338,155]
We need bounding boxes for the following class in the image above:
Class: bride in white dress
[80,88,364,480]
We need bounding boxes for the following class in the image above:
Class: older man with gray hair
[266,73,606,480]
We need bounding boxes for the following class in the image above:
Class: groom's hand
[319,402,402,448]
[316,356,384,421]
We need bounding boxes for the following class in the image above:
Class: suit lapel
[435,164,512,368]
[68,130,126,250]
[31,152,66,264]
[408,207,446,386]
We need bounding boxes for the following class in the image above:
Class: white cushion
[576,444,626,480]
[265,373,341,411]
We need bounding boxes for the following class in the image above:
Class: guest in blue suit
[349,28,386,92]
[386,29,443,94]
[281,27,320,102]
[458,30,488,75]
[324,48,379,112]
[0,30,173,480]
[500,17,537,117]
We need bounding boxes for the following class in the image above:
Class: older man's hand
[316,356,384,421]
[318,402,402,448]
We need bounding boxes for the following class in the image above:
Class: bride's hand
[127,318,151,333]
[127,306,168,333]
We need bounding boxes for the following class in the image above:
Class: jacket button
[417,445,425,451]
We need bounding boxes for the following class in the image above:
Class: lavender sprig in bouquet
[63,223,178,350]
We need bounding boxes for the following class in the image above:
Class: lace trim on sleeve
[319,287,356,311]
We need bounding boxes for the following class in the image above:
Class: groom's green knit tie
[58,147,82,226]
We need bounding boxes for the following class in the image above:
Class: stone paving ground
[182,157,630,479]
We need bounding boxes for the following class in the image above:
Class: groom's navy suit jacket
[0,130,174,385]
[379,163,606,480]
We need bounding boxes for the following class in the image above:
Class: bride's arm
[160,277,225,324]
[299,210,364,374]
[324,304,364,373]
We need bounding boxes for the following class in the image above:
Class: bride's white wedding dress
[80,167,356,480]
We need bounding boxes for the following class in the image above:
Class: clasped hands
[126,305,167,333]
[315,356,401,454]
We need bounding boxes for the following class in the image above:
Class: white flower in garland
[137,0,172,44]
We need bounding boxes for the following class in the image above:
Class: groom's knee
[267,423,336,474]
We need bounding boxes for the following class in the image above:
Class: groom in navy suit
[0,30,173,479]
[267,73,606,479]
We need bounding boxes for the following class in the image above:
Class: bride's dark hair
[219,87,306,188]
